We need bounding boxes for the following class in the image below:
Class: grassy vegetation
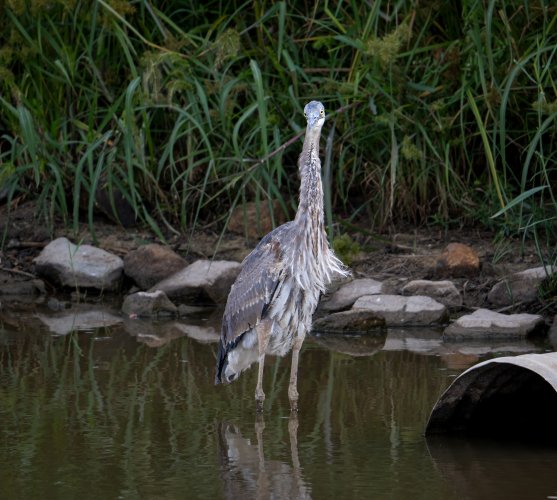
[0,0,556,247]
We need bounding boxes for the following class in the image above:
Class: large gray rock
[352,294,448,326]
[444,308,546,340]
[402,279,462,307]
[34,237,123,291]
[488,266,555,306]
[124,244,187,289]
[122,290,177,317]
[150,259,241,305]
[320,278,383,312]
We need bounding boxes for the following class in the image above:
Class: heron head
[304,100,325,130]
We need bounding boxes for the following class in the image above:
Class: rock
[320,278,383,312]
[33,237,123,291]
[122,290,177,317]
[402,279,462,307]
[487,265,555,307]
[312,309,385,332]
[124,244,187,290]
[150,259,241,305]
[228,200,287,240]
[352,294,448,326]
[436,243,480,277]
[443,308,546,340]
[36,307,123,335]
[380,277,409,295]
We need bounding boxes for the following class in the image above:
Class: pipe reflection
[427,435,557,499]
[217,414,311,499]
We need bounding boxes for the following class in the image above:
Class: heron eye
[320,109,324,116]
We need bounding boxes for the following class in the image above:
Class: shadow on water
[0,306,556,499]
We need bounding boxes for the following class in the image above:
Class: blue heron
[215,100,349,411]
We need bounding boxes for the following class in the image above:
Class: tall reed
[0,0,555,244]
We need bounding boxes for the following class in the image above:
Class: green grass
[0,0,556,250]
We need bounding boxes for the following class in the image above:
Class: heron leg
[288,334,305,412]
[288,412,301,470]
[255,321,271,412]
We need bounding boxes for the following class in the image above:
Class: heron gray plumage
[215,100,350,411]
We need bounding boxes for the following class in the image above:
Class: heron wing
[221,222,292,346]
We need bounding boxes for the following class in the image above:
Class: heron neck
[295,126,325,233]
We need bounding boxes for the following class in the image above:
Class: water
[1,305,557,499]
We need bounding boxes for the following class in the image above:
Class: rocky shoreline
[1,229,556,346]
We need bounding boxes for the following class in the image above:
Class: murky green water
[1,305,557,499]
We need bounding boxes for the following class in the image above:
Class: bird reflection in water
[217,414,311,499]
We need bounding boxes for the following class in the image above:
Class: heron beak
[307,115,318,129]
